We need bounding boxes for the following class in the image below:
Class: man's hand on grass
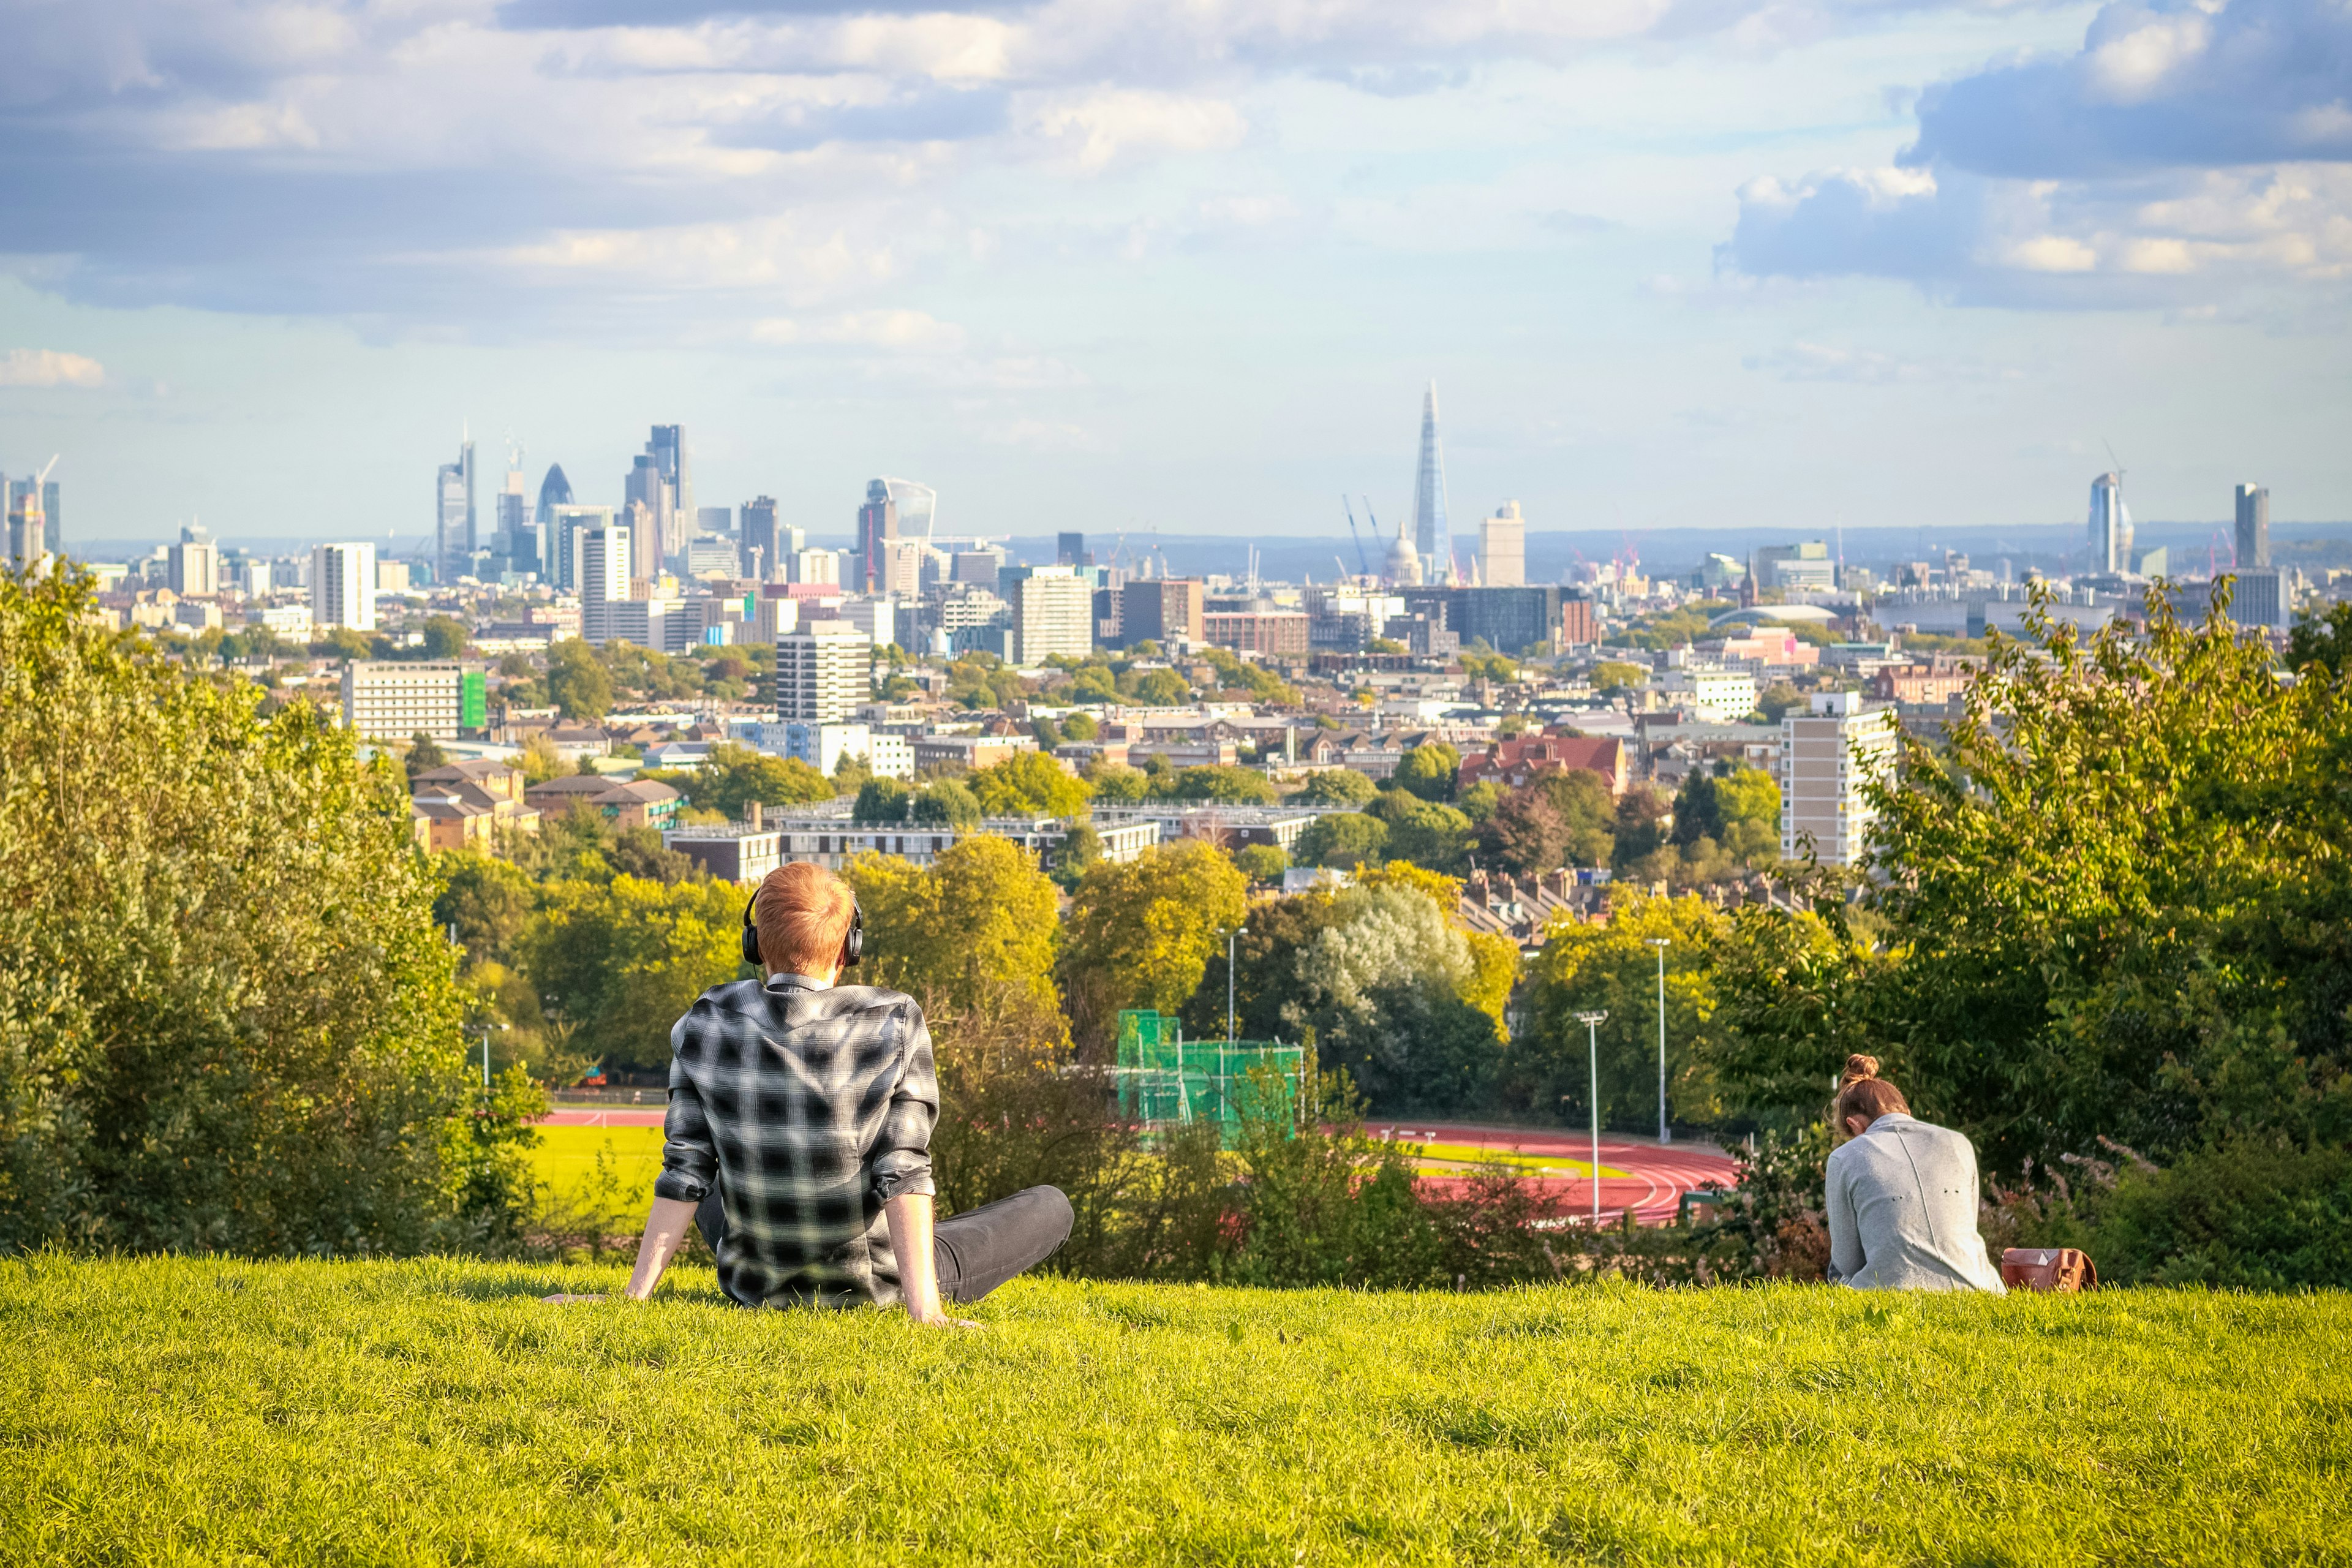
[910,1311,983,1330]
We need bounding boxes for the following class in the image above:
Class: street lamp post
[1574,1010,1608,1225]
[1646,937,1672,1144]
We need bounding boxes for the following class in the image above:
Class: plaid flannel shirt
[655,973,939,1308]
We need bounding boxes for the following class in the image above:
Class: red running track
[541,1109,1741,1228]
[1373,1121,1739,1227]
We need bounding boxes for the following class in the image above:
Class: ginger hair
[752,862,858,977]
[1832,1054,1910,1130]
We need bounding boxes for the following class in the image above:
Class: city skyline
[2,0,2348,542]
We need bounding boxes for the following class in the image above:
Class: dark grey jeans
[695,1184,1074,1305]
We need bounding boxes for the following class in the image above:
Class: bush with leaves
[0,567,530,1255]
[1290,767,1379,808]
[1059,840,1249,1052]
[969,750,1091,818]
[519,875,747,1074]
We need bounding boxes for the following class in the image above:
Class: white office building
[2089,472,2133,575]
[546,504,613,592]
[780,722,914,780]
[1656,668,1760,722]
[1479,501,1526,587]
[311,541,378,631]
[776,618,870,723]
[167,532,220,597]
[342,660,486,741]
[1009,565,1093,665]
[1779,690,1898,866]
[839,595,896,653]
[579,524,632,646]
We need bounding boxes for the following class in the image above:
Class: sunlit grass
[528,1124,665,1209]
[4,1256,2342,1565]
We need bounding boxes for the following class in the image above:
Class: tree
[970,751,1092,818]
[910,777,982,828]
[1291,884,1499,1114]
[673,744,833,818]
[546,639,612,722]
[854,777,913,824]
[1060,711,1099,742]
[2288,599,2352,676]
[1477,785,1568,876]
[1509,892,1732,1133]
[1294,812,1389,870]
[843,837,1063,1026]
[1169,765,1276,805]
[1456,780,1505,824]
[1085,763,1150,804]
[1611,786,1672,872]
[1060,840,1250,1044]
[1291,767,1378,807]
[1055,823,1104,889]
[1537,769,1619,865]
[1123,668,1191,706]
[1177,891,1346,1044]
[404,730,448,778]
[1757,680,1804,723]
[519,733,567,785]
[1366,788,1471,873]
[418,616,470,660]
[1234,844,1287,886]
[521,874,747,1072]
[1591,660,1648,692]
[434,851,538,968]
[1719,584,2352,1175]
[0,567,521,1255]
[1391,742,1461,802]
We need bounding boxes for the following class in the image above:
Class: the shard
[1411,383,1449,584]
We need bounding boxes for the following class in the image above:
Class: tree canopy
[969,751,1091,818]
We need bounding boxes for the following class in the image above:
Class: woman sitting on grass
[1824,1055,2005,1293]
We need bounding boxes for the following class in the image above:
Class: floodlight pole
[1227,925,1239,1042]
[1575,1011,1608,1225]
[1646,938,1672,1144]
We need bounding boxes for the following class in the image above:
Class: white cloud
[0,349,107,388]
[751,309,967,350]
[1019,89,1248,172]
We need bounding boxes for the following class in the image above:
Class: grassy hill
[4,1256,2343,1565]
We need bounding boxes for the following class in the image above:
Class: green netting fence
[1114,1009,1305,1144]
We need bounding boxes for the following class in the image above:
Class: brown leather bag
[2001,1247,2098,1292]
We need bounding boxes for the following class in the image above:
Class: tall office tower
[650,424,692,535]
[311,542,379,631]
[776,619,871,723]
[1009,565,1093,664]
[855,479,897,595]
[624,456,671,572]
[547,503,612,590]
[2088,472,2133,575]
[1480,500,1526,587]
[436,432,475,584]
[8,475,62,555]
[1057,532,1085,567]
[622,498,660,582]
[1411,383,1450,584]
[1780,691,1898,867]
[579,525,632,646]
[536,462,573,524]
[5,483,45,571]
[793,548,843,587]
[741,496,780,579]
[1120,578,1205,646]
[2235,483,2271,568]
[167,524,220,596]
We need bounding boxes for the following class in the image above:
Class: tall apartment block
[579,524,632,646]
[1009,565,1093,664]
[777,619,871,725]
[311,541,378,631]
[1479,501,1526,587]
[1779,691,1898,866]
[167,526,219,596]
[1120,578,1205,647]
[342,661,488,741]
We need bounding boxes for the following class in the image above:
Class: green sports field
[529,1123,665,1210]
[2,1257,2343,1565]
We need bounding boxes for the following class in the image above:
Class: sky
[2,0,2348,555]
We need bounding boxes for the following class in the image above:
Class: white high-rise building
[579,525,633,646]
[2089,472,2133,575]
[1480,501,1526,587]
[791,548,843,587]
[1009,565,1093,664]
[776,619,870,723]
[311,542,379,631]
[839,595,896,652]
[167,528,220,597]
[546,503,612,591]
[1779,691,1898,867]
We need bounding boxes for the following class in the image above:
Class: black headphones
[742,884,863,971]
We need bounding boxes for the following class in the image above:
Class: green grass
[527,1124,665,1208]
[3,1256,2345,1565]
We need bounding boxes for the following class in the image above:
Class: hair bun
[1841,1054,1880,1085]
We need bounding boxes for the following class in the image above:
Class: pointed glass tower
[1411,383,1449,582]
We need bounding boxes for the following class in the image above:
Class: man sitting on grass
[612,860,1071,1324]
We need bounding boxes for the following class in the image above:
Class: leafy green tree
[1456,780,1505,824]
[1591,660,1648,692]
[1121,668,1191,706]
[1060,711,1099,742]
[521,874,747,1072]
[1234,844,1287,885]
[832,750,873,797]
[434,851,538,967]
[418,616,470,660]
[1757,680,1804,723]
[519,732,567,785]
[1169,764,1276,804]
[1294,812,1389,870]
[1084,763,1150,804]
[404,730,448,778]
[854,777,912,824]
[910,777,982,827]
[1611,786,1672,872]
[970,751,1092,818]
[673,744,833,818]
[844,837,1063,1025]
[546,639,612,722]
[1477,785,1568,876]
[1291,767,1378,807]
[1391,742,1461,802]
[1069,665,1118,704]
[1177,892,1344,1043]
[1367,788,1472,873]
[0,567,520,1255]
[1054,823,1104,889]
[2288,600,2352,677]
[1060,840,1250,1046]
[1289,884,1499,1114]
[1510,892,1732,1132]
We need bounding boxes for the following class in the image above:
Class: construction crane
[1341,496,1372,578]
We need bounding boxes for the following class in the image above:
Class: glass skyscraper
[2088,472,2132,575]
[1412,383,1450,584]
